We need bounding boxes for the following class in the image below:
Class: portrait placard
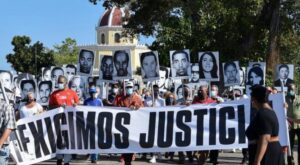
[78,49,95,76]
[99,55,114,82]
[245,62,266,95]
[37,81,53,106]
[113,50,133,80]
[198,51,220,82]
[223,61,240,87]
[274,64,294,87]
[170,49,191,79]
[140,51,160,82]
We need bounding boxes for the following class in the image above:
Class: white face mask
[58,83,65,90]
[113,88,119,94]
[211,91,217,97]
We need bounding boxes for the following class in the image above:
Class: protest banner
[9,95,288,165]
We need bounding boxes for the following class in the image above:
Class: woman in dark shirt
[246,85,284,165]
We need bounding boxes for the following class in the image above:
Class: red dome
[99,7,125,27]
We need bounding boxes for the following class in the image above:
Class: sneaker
[149,156,157,163]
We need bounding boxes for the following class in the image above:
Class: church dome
[98,7,127,27]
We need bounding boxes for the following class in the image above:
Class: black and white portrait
[42,67,52,81]
[223,61,240,87]
[154,66,171,89]
[239,67,246,86]
[69,76,86,102]
[198,51,220,81]
[189,63,200,83]
[0,70,13,91]
[64,64,77,81]
[78,49,95,75]
[170,49,191,79]
[175,84,191,101]
[51,67,64,88]
[140,51,160,81]
[99,55,113,81]
[38,81,52,105]
[113,50,132,79]
[274,64,294,87]
[246,62,265,86]
[20,79,36,99]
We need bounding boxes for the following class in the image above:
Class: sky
[0,0,153,71]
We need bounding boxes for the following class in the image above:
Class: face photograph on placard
[239,67,246,86]
[51,67,64,88]
[38,81,52,105]
[189,63,200,83]
[78,49,95,75]
[170,49,191,79]
[20,79,36,99]
[274,64,294,87]
[246,62,266,86]
[175,83,191,101]
[113,50,132,80]
[198,51,220,81]
[140,51,160,81]
[223,61,240,87]
[64,64,77,81]
[0,70,13,91]
[69,75,86,102]
[42,67,52,81]
[99,55,113,82]
[155,66,170,89]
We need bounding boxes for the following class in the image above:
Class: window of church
[101,33,105,44]
[114,33,121,43]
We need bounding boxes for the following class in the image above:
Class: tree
[53,38,79,66]
[90,0,300,75]
[6,36,55,75]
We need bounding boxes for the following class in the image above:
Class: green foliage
[6,36,55,76]
[53,38,79,66]
[91,0,300,84]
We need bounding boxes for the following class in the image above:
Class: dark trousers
[123,153,133,165]
[288,128,300,165]
[209,150,219,162]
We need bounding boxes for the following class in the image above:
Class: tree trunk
[266,0,281,75]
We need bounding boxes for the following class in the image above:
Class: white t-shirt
[20,103,43,119]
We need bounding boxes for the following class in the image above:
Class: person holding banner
[49,75,79,165]
[0,100,16,165]
[192,85,216,164]
[84,83,103,164]
[19,92,43,119]
[246,85,284,165]
[113,81,143,165]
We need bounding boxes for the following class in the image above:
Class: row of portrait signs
[0,49,295,106]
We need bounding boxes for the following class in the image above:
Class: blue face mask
[126,88,133,95]
[58,83,65,90]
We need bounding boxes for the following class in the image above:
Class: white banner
[9,95,288,165]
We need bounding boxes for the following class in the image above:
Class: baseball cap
[125,81,134,88]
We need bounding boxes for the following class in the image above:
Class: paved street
[8,149,298,165]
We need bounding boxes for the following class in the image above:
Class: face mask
[58,83,65,90]
[126,88,133,95]
[113,88,119,94]
[288,91,295,97]
[211,91,217,97]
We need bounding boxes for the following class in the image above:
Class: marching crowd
[0,72,298,165]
